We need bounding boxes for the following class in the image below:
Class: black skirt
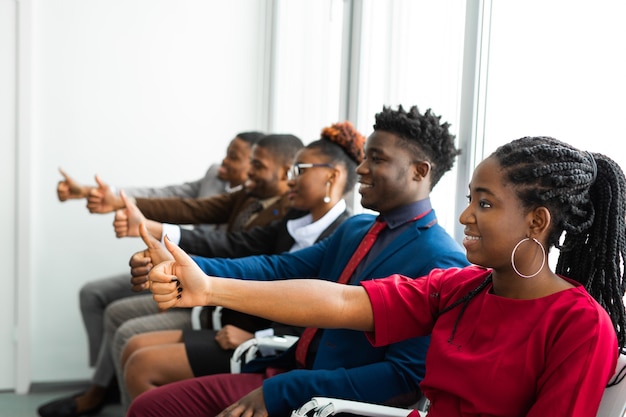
[182,329,233,377]
[183,308,273,377]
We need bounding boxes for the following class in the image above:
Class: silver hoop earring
[511,237,546,278]
[323,181,331,203]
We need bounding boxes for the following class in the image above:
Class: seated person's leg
[104,294,167,338]
[79,274,137,366]
[38,275,137,417]
[127,373,265,417]
[110,304,192,408]
[182,328,236,376]
[121,328,234,402]
[124,340,194,400]
[120,329,184,370]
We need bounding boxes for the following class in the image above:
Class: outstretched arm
[56,168,93,201]
[113,191,164,239]
[86,174,128,213]
[148,237,375,332]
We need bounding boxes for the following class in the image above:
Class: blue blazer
[193,212,469,416]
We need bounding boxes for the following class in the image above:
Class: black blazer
[181,207,352,335]
[179,207,351,258]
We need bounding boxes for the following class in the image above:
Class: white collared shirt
[286,199,347,252]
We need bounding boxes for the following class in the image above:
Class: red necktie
[295,218,387,368]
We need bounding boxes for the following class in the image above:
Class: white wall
[22,0,271,384]
[483,0,626,169]
[0,0,17,391]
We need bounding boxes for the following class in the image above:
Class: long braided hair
[441,136,626,353]
[496,136,626,350]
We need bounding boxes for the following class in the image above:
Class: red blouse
[363,266,618,417]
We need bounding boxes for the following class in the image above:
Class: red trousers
[127,372,266,417]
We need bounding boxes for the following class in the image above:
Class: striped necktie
[232,199,263,231]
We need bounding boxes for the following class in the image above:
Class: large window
[354,0,467,231]
[268,0,468,235]
[269,0,345,142]
[484,1,626,169]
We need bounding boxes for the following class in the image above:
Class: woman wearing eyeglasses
[118,122,365,409]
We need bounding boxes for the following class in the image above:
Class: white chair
[597,352,626,417]
[230,334,299,373]
[190,305,300,374]
[190,305,222,330]
[291,397,426,417]
[291,353,626,417]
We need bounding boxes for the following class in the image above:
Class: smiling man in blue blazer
[128,105,470,417]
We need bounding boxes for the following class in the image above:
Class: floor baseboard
[27,380,90,394]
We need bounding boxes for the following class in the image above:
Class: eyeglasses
[287,163,334,180]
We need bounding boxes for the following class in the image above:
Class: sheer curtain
[483,1,626,169]
[352,0,467,231]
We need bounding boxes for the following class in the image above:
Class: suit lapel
[353,211,437,282]
[316,210,350,242]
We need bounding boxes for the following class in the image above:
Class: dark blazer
[187,207,351,335]
[134,188,293,334]
[193,211,469,416]
[180,208,351,258]
[135,188,292,233]
[124,163,228,232]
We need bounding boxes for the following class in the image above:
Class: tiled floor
[0,382,124,417]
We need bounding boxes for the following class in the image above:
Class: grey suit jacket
[123,163,227,232]
[123,164,226,199]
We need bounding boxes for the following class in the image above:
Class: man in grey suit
[47,131,263,417]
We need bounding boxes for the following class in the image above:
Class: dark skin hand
[129,223,173,292]
[141,232,268,416]
[218,387,268,417]
[129,250,152,292]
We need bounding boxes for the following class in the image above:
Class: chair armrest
[290,397,421,417]
[190,306,223,330]
[212,306,223,330]
[230,335,299,373]
[596,352,626,417]
[190,306,204,330]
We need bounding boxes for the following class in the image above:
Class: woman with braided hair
[148,135,625,417]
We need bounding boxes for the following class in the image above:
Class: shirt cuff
[161,223,181,245]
